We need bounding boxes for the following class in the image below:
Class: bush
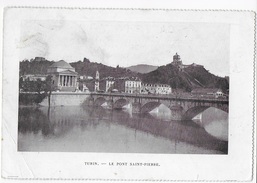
[19,93,47,105]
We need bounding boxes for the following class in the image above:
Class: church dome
[49,60,73,69]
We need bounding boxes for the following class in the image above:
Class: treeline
[70,58,138,78]
[19,57,138,79]
[19,76,53,105]
[19,59,54,76]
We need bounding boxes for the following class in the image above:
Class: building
[79,75,94,80]
[155,84,172,94]
[191,88,224,98]
[125,77,142,94]
[172,52,182,67]
[79,70,172,95]
[47,60,78,92]
[34,57,46,62]
[141,83,172,95]
[100,76,116,92]
[113,78,126,93]
[95,70,100,91]
[171,53,203,71]
[21,74,47,81]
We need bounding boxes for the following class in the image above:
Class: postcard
[1,7,256,182]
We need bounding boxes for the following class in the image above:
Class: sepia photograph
[18,19,229,154]
[2,7,255,181]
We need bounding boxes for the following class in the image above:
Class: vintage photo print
[2,8,255,182]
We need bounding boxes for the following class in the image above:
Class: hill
[70,58,137,79]
[19,57,138,79]
[141,64,229,92]
[127,64,158,73]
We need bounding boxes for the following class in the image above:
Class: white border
[1,6,256,183]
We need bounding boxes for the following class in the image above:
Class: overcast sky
[19,20,230,76]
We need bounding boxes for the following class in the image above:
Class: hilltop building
[171,53,203,71]
[172,53,182,67]
[47,60,78,92]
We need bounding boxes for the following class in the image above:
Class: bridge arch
[94,97,106,106]
[113,98,129,109]
[182,106,228,120]
[141,101,162,113]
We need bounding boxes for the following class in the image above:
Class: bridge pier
[106,99,114,109]
[86,96,94,106]
[169,105,184,121]
[132,102,141,113]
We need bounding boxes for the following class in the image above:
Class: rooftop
[49,60,73,69]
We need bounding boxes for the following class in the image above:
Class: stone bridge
[84,93,229,121]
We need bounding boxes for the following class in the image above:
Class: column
[59,75,61,86]
[67,76,69,87]
[63,76,66,86]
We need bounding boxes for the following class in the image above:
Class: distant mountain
[127,64,158,74]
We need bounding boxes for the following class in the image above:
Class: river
[18,106,228,154]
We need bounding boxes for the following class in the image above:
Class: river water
[18,106,228,154]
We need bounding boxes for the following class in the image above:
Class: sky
[19,20,230,76]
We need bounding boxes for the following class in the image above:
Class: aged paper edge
[1,6,256,182]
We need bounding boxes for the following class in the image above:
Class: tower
[171,53,183,71]
[95,70,100,91]
[172,53,182,65]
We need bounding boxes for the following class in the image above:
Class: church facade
[47,60,78,92]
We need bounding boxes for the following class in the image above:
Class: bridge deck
[90,92,229,104]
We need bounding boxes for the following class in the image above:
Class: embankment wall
[40,92,90,106]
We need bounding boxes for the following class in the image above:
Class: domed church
[47,60,78,92]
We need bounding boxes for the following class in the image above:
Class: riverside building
[47,60,78,92]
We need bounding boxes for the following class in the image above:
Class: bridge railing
[90,92,229,103]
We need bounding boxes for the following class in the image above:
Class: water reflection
[18,106,228,154]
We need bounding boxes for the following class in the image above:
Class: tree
[45,75,54,106]
[19,77,24,91]
[35,79,45,94]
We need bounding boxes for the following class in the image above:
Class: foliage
[19,58,54,76]
[19,75,54,105]
[19,93,47,105]
[70,59,138,79]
